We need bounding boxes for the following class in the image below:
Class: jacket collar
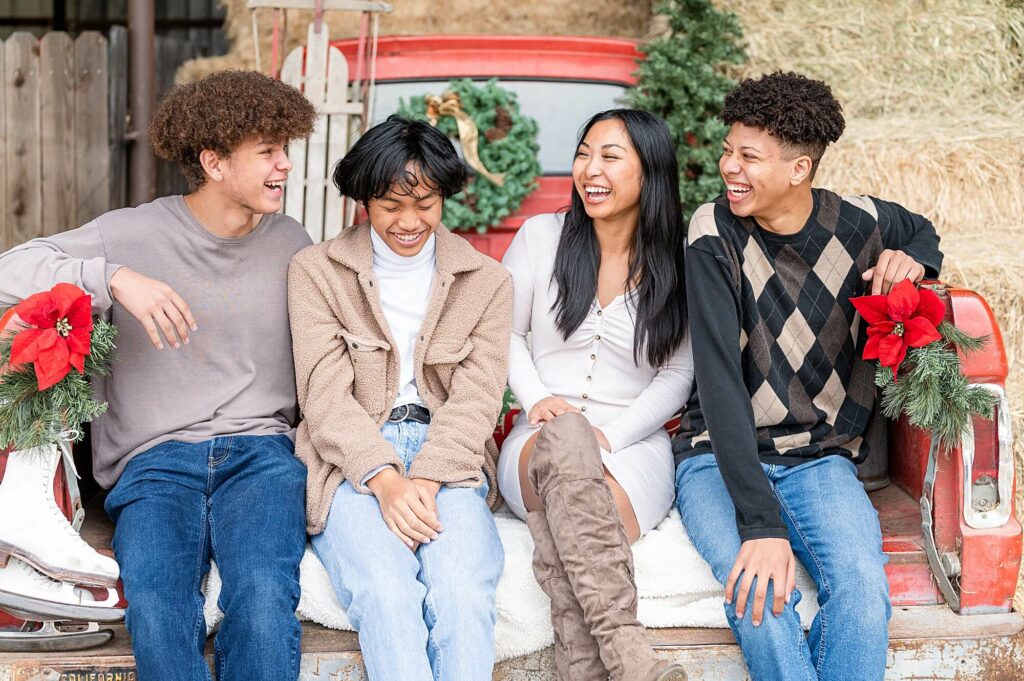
[328,222,484,276]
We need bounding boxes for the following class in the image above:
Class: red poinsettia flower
[9,283,94,391]
[850,279,945,379]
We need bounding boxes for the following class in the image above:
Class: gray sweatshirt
[0,196,312,487]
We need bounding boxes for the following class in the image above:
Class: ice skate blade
[0,541,119,589]
[0,587,124,623]
[0,620,114,653]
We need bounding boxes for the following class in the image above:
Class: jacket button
[582,393,588,399]
[595,335,601,340]
[590,354,596,360]
[581,406,587,412]
[352,343,359,349]
[596,310,602,316]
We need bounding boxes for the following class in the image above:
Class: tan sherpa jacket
[288,223,513,535]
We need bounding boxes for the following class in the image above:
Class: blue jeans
[105,435,307,681]
[675,453,891,681]
[312,420,504,681]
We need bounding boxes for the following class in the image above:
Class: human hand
[411,478,443,498]
[366,468,443,549]
[726,538,796,627]
[110,268,197,350]
[592,427,611,452]
[528,396,581,425]
[862,249,926,295]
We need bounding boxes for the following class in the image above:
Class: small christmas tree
[628,0,746,220]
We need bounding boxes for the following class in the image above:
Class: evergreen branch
[938,320,988,354]
[0,318,117,450]
[877,341,996,450]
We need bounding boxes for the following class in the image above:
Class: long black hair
[551,109,687,368]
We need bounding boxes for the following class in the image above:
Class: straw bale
[177,0,655,83]
[814,114,1024,237]
[717,0,1024,118]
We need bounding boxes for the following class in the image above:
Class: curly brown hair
[150,70,316,190]
[720,71,845,172]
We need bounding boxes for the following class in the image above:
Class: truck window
[369,79,630,175]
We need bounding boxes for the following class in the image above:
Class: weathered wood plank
[303,22,330,243]
[4,32,42,247]
[0,38,7,252]
[323,44,350,241]
[108,25,128,210]
[154,36,190,198]
[280,45,307,227]
[75,31,109,226]
[40,32,75,236]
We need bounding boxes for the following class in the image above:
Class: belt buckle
[390,404,410,422]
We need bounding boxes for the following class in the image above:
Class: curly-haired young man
[0,70,316,681]
[672,72,943,680]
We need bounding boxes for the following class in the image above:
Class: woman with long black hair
[498,109,693,681]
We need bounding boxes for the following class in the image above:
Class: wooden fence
[0,30,119,252]
[1,27,241,252]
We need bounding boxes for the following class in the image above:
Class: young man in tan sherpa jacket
[287,115,512,681]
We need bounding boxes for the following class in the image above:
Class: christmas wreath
[398,78,541,232]
[851,280,996,448]
[0,284,116,451]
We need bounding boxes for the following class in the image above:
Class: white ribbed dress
[497,213,695,535]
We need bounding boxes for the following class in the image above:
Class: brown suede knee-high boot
[525,510,607,681]
[528,413,688,681]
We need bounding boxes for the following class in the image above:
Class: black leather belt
[387,403,431,424]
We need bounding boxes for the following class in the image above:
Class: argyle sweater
[672,189,942,541]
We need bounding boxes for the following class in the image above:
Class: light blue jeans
[675,453,891,681]
[312,420,504,681]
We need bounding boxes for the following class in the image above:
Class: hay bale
[177,0,655,83]
[814,115,1024,237]
[717,0,1024,118]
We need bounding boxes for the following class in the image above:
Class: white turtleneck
[371,227,437,409]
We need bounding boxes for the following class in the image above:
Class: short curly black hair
[721,71,845,173]
[150,70,316,190]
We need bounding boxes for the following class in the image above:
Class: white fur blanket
[203,509,819,661]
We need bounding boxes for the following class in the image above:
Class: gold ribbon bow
[425,92,506,187]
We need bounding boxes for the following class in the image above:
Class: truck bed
[3,485,1023,680]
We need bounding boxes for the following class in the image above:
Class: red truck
[1,33,1021,680]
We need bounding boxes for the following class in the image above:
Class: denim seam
[209,438,232,467]
[772,484,828,679]
[419,556,443,681]
[191,499,210,665]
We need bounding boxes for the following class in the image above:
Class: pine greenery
[875,321,996,450]
[399,78,542,232]
[0,320,116,451]
[627,0,746,220]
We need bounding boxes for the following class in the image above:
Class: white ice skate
[0,556,123,652]
[0,445,119,588]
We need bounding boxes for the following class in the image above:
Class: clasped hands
[366,467,443,551]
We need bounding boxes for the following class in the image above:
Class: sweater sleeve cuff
[348,446,405,495]
[738,526,791,542]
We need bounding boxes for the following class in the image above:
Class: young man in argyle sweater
[672,71,942,680]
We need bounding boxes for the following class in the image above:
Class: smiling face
[365,164,442,256]
[217,137,292,214]
[719,123,813,222]
[572,118,643,226]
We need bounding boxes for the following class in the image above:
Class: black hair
[332,114,468,202]
[551,109,687,368]
[720,71,845,174]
